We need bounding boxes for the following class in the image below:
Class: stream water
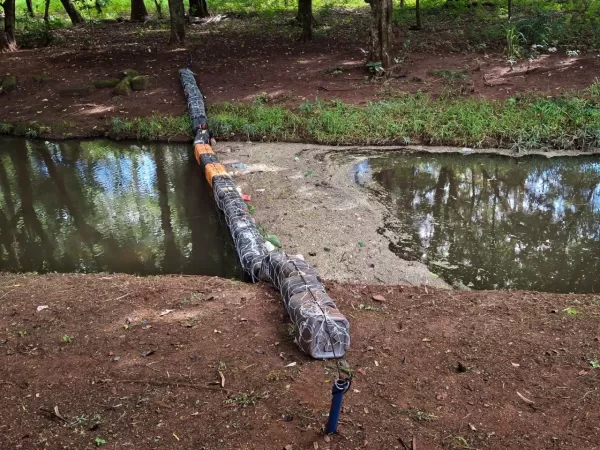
[0,138,239,277]
[365,152,600,293]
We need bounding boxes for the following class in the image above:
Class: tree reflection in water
[0,138,238,277]
[371,153,600,293]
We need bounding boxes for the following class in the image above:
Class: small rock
[141,350,155,357]
[59,84,96,97]
[1,76,17,93]
[372,294,386,302]
[113,78,131,96]
[284,445,293,450]
[118,69,139,79]
[93,78,121,89]
[131,75,149,91]
[308,251,317,256]
[32,73,52,83]
[323,435,331,443]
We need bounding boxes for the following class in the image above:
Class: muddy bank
[1,273,599,449]
[215,142,449,287]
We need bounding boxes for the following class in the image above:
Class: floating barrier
[179,69,350,359]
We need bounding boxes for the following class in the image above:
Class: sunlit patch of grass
[207,94,600,151]
[103,90,600,150]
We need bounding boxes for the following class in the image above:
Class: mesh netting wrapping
[213,177,267,281]
[259,253,350,358]
[179,68,350,359]
[179,68,209,143]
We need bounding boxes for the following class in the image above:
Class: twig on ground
[398,437,410,450]
[39,406,69,423]
[102,292,130,302]
[115,378,221,391]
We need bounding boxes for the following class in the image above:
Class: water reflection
[0,138,239,277]
[369,153,600,293]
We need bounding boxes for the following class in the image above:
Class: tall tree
[189,0,208,18]
[131,0,148,21]
[0,0,17,52]
[44,0,51,23]
[59,0,85,24]
[415,0,422,29]
[298,0,312,41]
[168,0,185,43]
[364,0,394,68]
[26,0,35,16]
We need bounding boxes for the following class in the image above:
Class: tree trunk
[59,0,85,24]
[507,0,512,20]
[131,0,148,21]
[298,0,312,41]
[168,0,186,43]
[153,0,163,17]
[0,0,17,52]
[415,0,422,29]
[365,0,394,68]
[189,0,208,17]
[26,0,35,17]
[44,0,51,23]
[400,0,404,7]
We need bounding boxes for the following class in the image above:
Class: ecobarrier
[179,69,350,359]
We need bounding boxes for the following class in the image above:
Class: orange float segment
[205,163,229,186]
[194,143,215,164]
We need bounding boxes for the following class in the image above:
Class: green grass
[207,94,600,151]
[103,93,600,151]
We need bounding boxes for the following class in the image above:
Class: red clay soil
[0,17,599,139]
[1,273,599,449]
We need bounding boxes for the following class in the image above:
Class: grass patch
[433,69,468,81]
[109,115,192,140]
[225,392,258,407]
[105,93,600,150]
[206,94,600,151]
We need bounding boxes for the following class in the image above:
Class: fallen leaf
[422,338,432,342]
[372,294,386,302]
[323,435,331,443]
[159,309,174,316]
[140,350,155,357]
[285,362,297,368]
[36,305,49,312]
[357,368,367,376]
[469,423,477,431]
[511,362,520,367]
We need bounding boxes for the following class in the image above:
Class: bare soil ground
[1,12,599,139]
[1,272,599,450]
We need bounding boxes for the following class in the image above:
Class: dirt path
[1,17,599,140]
[1,273,599,449]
